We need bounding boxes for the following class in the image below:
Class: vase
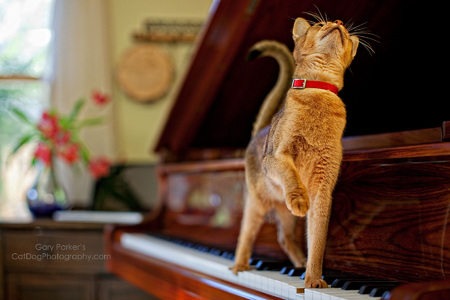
[26,162,68,218]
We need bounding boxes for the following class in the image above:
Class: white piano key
[296,292,305,300]
[240,269,259,290]
[306,287,381,300]
[280,274,304,297]
[258,270,286,294]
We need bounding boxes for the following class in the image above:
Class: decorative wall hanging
[117,44,173,103]
[117,19,204,103]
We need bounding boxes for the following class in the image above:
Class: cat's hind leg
[274,202,306,267]
[231,194,268,274]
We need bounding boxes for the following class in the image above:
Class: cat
[231,16,359,289]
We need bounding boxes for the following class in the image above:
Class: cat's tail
[247,40,295,137]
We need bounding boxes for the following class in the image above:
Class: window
[0,0,54,219]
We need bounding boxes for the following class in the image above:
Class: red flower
[92,90,109,105]
[58,143,80,164]
[37,111,59,140]
[34,143,52,166]
[89,157,110,179]
[54,130,71,145]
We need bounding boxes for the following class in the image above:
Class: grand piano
[105,0,450,299]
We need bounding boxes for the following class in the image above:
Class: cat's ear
[293,18,310,40]
[350,36,359,59]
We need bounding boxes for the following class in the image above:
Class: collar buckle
[290,78,339,95]
[291,78,306,89]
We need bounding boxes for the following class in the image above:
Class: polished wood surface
[329,144,450,282]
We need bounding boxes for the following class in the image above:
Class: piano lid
[155,0,448,156]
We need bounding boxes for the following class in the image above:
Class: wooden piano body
[105,0,450,299]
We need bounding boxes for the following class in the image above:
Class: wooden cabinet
[0,219,155,300]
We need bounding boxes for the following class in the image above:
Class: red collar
[291,78,339,95]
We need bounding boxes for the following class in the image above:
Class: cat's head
[292,17,359,69]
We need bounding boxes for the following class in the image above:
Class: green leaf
[10,132,36,155]
[31,156,37,167]
[11,108,33,125]
[78,144,91,164]
[69,98,86,121]
[77,117,104,128]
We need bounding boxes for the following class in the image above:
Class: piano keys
[120,233,399,300]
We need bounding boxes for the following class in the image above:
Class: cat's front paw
[305,279,328,288]
[286,189,309,216]
[229,264,250,275]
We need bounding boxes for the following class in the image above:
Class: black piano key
[359,284,375,294]
[255,259,291,271]
[323,274,345,285]
[358,283,400,294]
[332,277,364,288]
[208,248,223,256]
[381,290,392,299]
[322,270,344,285]
[193,245,210,252]
[369,284,398,299]
[287,267,306,276]
[369,287,388,297]
[342,281,369,290]
[249,256,268,266]
[299,268,346,281]
[323,275,340,285]
[322,270,357,284]
[332,276,379,288]
[255,260,278,271]
[181,241,194,248]
[280,266,293,274]
[343,281,397,291]
[300,271,306,280]
[220,251,235,260]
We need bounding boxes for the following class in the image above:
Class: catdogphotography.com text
[10,243,111,262]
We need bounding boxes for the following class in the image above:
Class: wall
[108,0,213,163]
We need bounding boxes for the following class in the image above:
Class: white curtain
[49,0,116,207]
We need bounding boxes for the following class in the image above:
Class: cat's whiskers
[305,6,330,24]
[346,21,367,33]
[345,21,355,32]
[346,21,380,55]
[349,28,379,55]
[304,12,324,25]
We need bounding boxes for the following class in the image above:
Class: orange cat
[231,17,359,289]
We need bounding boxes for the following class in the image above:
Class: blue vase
[26,162,67,218]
